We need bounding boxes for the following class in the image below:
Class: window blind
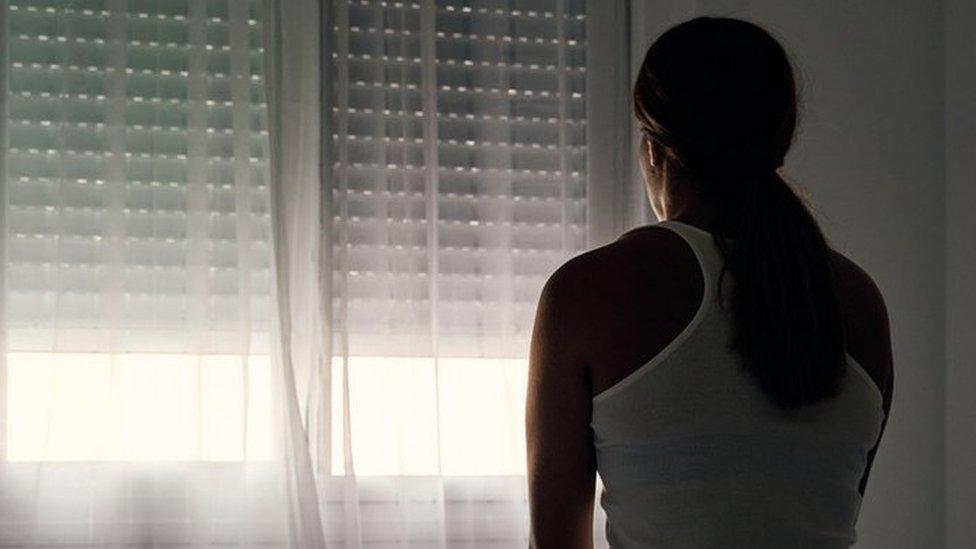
[328,0,588,358]
[4,0,272,355]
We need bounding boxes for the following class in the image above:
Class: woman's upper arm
[525,259,597,549]
[858,272,894,495]
[830,250,894,496]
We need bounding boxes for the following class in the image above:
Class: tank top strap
[655,220,728,283]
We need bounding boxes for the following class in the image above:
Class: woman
[525,17,893,548]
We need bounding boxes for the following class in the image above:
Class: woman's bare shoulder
[827,249,891,336]
[827,249,893,409]
[539,226,701,382]
[560,225,690,275]
[543,226,693,310]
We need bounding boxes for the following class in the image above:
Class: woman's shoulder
[827,249,891,342]
[828,250,886,302]
[548,225,694,295]
[566,224,692,268]
[827,249,893,409]
[542,225,704,394]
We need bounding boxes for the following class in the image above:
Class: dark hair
[634,17,846,410]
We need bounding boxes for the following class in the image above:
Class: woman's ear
[647,138,663,169]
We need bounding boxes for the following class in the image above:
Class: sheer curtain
[267,0,637,546]
[0,0,320,546]
[325,0,589,544]
[1,0,639,546]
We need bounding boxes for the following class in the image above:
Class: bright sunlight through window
[8,354,529,476]
[6,352,274,462]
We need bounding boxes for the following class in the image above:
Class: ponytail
[633,17,847,410]
[712,170,847,410]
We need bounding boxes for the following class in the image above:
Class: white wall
[632,2,948,547]
[945,1,976,547]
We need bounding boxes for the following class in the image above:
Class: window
[1,1,616,545]
[3,0,274,461]
[3,0,591,476]
[325,0,588,475]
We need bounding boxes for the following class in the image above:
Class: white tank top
[591,220,885,548]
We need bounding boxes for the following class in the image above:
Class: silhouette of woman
[526,17,893,548]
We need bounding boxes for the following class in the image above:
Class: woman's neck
[666,209,738,240]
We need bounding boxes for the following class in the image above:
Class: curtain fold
[262,0,347,545]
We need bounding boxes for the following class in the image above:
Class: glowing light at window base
[8,353,529,476]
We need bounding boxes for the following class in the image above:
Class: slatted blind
[4,0,272,355]
[328,0,587,358]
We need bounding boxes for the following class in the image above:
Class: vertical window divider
[0,0,8,461]
[420,1,440,364]
[51,2,69,355]
[104,0,127,453]
[319,0,337,479]
[420,1,448,546]
[501,6,514,356]
[332,8,365,544]
[229,0,254,458]
[334,0,351,382]
[557,0,570,257]
[186,0,208,461]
